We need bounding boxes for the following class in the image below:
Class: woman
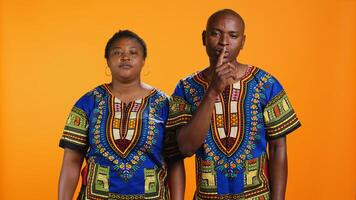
[58,30,185,200]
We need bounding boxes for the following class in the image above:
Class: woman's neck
[109,78,151,103]
[110,78,141,95]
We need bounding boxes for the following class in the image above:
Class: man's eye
[230,35,238,39]
[210,31,220,36]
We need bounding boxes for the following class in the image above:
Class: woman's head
[105,30,147,83]
[105,30,147,60]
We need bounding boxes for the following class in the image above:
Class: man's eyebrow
[209,28,221,31]
[209,28,240,34]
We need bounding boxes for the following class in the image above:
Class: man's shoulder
[179,71,201,83]
[249,65,277,82]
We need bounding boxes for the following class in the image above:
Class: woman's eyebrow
[110,47,121,50]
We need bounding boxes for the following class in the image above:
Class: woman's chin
[113,73,140,83]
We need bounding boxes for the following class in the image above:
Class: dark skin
[176,11,287,200]
[59,37,185,200]
[58,149,84,200]
[269,137,288,200]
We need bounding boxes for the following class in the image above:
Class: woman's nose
[120,54,130,61]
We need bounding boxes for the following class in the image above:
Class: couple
[58,9,301,200]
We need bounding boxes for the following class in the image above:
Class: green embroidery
[94,164,110,193]
[65,107,88,132]
[169,96,191,117]
[144,168,159,197]
[199,159,217,194]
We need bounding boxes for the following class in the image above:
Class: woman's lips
[119,64,132,69]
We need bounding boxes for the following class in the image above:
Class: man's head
[202,9,246,65]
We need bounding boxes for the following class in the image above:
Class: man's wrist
[205,89,219,101]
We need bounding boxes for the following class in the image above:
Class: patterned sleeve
[164,81,192,163]
[59,93,93,153]
[263,77,301,140]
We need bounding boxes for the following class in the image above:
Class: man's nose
[218,34,228,46]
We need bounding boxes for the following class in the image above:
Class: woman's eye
[111,51,121,55]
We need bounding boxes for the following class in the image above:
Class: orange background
[1,0,355,199]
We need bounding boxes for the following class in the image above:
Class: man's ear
[241,35,246,49]
[202,30,206,46]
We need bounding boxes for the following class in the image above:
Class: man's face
[203,14,245,65]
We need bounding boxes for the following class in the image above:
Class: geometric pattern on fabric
[206,65,254,158]
[144,168,159,196]
[90,85,165,181]
[165,95,193,163]
[211,81,244,157]
[60,84,175,198]
[195,153,270,200]
[243,153,270,199]
[105,83,148,158]
[60,106,89,152]
[144,167,169,199]
[85,161,110,199]
[166,95,192,128]
[196,158,217,194]
[263,90,300,140]
[191,66,263,176]
[169,66,301,197]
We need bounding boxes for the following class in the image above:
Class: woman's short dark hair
[104,30,147,59]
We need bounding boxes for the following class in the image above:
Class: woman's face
[106,37,145,83]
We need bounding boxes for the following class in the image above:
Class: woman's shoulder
[74,84,108,106]
[142,84,169,102]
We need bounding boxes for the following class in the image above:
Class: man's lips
[216,51,230,58]
[216,49,229,58]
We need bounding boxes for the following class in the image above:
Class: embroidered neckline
[102,83,156,104]
[101,84,156,158]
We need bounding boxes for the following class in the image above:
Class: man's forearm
[268,137,288,200]
[177,91,217,156]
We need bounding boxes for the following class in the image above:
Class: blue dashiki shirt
[167,66,301,200]
[59,84,180,199]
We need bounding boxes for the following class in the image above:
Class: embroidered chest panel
[211,82,245,157]
[107,98,147,158]
[88,87,166,181]
[182,67,272,177]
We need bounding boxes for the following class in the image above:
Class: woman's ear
[106,59,110,68]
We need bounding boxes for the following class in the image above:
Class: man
[166,9,301,199]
